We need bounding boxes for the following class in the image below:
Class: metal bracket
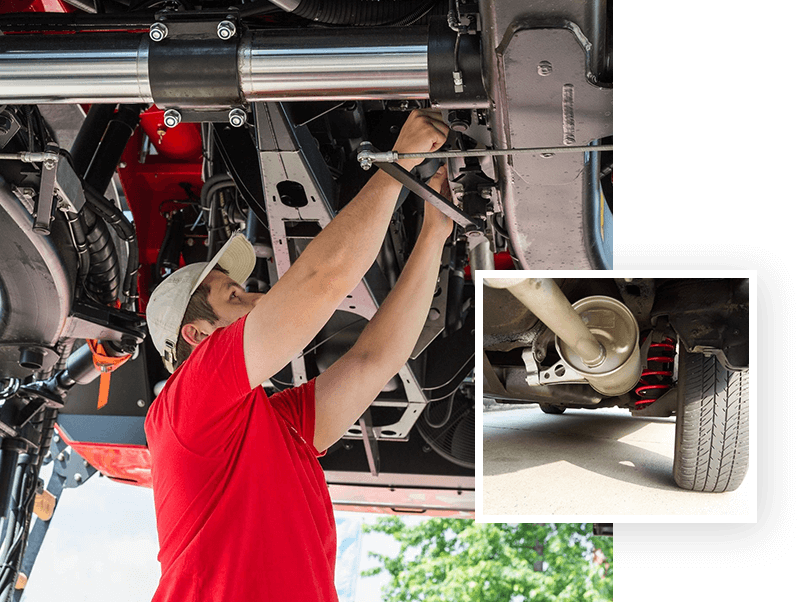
[61,299,147,344]
[50,433,97,489]
[358,410,380,477]
[32,144,60,235]
[522,348,587,387]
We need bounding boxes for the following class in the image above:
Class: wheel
[540,404,566,415]
[673,348,749,492]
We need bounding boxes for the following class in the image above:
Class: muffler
[485,278,640,396]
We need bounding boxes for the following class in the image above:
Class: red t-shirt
[144,316,338,601]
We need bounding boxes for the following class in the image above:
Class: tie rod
[357,143,614,169]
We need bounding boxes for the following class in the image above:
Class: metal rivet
[57,453,65,462]
[74,473,82,483]
[537,61,553,76]
[137,399,146,408]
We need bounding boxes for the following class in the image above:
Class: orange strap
[86,339,132,409]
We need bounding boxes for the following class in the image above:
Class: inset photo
[478,273,754,521]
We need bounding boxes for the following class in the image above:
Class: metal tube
[400,144,614,158]
[358,145,615,167]
[468,238,494,272]
[240,29,429,101]
[0,36,152,104]
[0,29,428,105]
[485,278,605,368]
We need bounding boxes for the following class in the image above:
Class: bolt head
[537,61,553,76]
[217,20,236,40]
[74,473,82,483]
[137,399,146,408]
[163,109,181,128]
[149,22,168,42]
[228,108,246,127]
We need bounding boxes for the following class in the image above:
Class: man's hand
[392,109,449,171]
[421,167,455,241]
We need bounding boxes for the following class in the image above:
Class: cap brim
[193,233,256,297]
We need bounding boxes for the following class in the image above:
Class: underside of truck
[0,0,613,595]
[483,276,749,493]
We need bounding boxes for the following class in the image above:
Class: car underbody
[483,276,750,493]
[0,0,612,595]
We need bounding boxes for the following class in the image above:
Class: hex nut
[163,109,181,129]
[149,22,168,42]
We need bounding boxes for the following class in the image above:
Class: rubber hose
[80,208,120,304]
[65,210,91,283]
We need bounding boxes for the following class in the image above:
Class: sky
[19,466,404,601]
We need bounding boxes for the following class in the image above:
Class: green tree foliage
[362,521,612,602]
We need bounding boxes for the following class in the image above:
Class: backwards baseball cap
[146,233,256,373]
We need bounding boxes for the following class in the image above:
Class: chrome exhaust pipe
[485,278,640,396]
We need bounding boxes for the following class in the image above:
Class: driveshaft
[0,28,429,105]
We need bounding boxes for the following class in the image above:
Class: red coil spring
[635,336,676,407]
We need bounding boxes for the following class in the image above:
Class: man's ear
[180,322,211,348]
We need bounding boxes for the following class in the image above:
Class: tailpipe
[485,278,640,396]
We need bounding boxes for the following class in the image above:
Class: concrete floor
[481,406,754,519]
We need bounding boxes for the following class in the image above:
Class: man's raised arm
[312,168,455,451]
[243,110,449,388]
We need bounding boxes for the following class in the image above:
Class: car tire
[673,348,749,492]
[540,404,566,415]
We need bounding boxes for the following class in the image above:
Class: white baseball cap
[146,233,256,372]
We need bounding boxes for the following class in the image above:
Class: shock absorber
[635,336,676,407]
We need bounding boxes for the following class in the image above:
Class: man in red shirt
[144,110,452,600]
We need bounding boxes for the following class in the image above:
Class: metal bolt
[149,22,168,42]
[53,434,59,442]
[228,108,246,127]
[57,452,65,462]
[217,20,236,40]
[356,142,378,171]
[537,61,553,76]
[539,153,554,158]
[480,187,494,199]
[137,399,146,408]
[163,109,181,129]
[119,161,127,169]
[74,473,82,483]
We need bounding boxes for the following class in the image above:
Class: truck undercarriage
[483,276,749,494]
[0,0,612,595]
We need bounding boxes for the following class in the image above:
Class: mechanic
[143,110,451,601]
